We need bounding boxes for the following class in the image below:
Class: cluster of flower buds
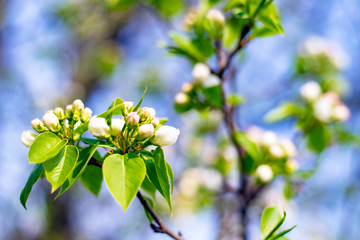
[299,36,350,70]
[21,99,92,147]
[246,126,299,183]
[300,81,351,123]
[174,63,220,108]
[88,102,180,152]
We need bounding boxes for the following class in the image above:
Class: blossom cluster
[246,126,299,183]
[300,81,351,123]
[21,99,92,147]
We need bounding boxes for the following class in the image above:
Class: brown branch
[88,158,184,240]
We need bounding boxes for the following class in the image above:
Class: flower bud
[262,131,277,147]
[21,130,38,147]
[65,104,73,119]
[121,101,134,116]
[54,107,65,120]
[206,9,225,28]
[126,112,140,128]
[300,81,321,101]
[181,82,194,93]
[73,99,85,112]
[203,75,220,88]
[256,165,273,183]
[174,92,190,106]
[192,63,210,82]
[42,111,60,132]
[246,126,263,144]
[88,116,110,138]
[31,118,47,132]
[333,104,350,122]
[139,107,156,121]
[151,117,160,127]
[285,159,299,173]
[313,96,333,122]
[151,125,180,146]
[139,124,155,139]
[269,144,285,159]
[110,118,125,136]
[81,107,92,122]
[280,139,297,157]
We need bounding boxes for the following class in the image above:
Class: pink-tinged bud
[151,125,180,146]
[121,101,134,116]
[88,116,110,138]
[300,81,321,101]
[81,107,92,122]
[174,92,190,106]
[73,99,85,112]
[42,111,60,132]
[333,104,351,122]
[139,107,156,121]
[269,144,285,159]
[126,112,140,128]
[139,124,155,139]
[21,130,38,147]
[31,118,47,132]
[256,165,273,183]
[192,63,210,82]
[54,107,65,120]
[151,117,160,126]
[65,104,73,119]
[110,118,125,136]
[285,159,299,173]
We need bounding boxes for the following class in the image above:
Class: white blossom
[269,144,285,159]
[192,63,210,82]
[262,131,277,147]
[42,111,60,132]
[152,125,180,146]
[110,118,125,136]
[256,165,273,183]
[313,96,333,122]
[21,130,38,147]
[88,116,110,138]
[333,104,351,122]
[139,124,155,139]
[280,139,297,157]
[174,92,190,105]
[81,107,92,122]
[300,81,321,101]
[206,9,225,27]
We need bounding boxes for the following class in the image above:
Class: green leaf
[20,164,44,209]
[80,165,103,196]
[103,153,146,211]
[269,225,296,240]
[227,93,245,106]
[307,125,330,153]
[142,194,155,222]
[74,122,89,135]
[260,206,283,239]
[145,0,183,18]
[141,176,157,200]
[81,138,106,145]
[264,103,303,123]
[28,132,68,164]
[202,85,223,108]
[56,144,99,198]
[166,162,174,193]
[259,15,284,36]
[134,87,147,111]
[235,132,261,161]
[43,145,79,193]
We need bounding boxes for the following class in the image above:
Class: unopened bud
[139,124,155,139]
[192,63,210,82]
[269,144,285,159]
[126,112,140,128]
[31,118,47,132]
[111,118,125,136]
[21,130,38,147]
[81,107,92,122]
[205,9,225,39]
[333,104,351,122]
[262,131,277,147]
[151,125,180,146]
[280,139,297,157]
[181,82,194,93]
[285,159,299,173]
[300,81,321,101]
[65,104,73,119]
[73,99,85,112]
[88,116,110,139]
[151,117,160,126]
[139,107,156,121]
[54,107,65,120]
[121,101,134,116]
[256,165,273,183]
[42,111,60,132]
[174,92,190,106]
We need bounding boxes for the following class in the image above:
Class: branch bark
[88,158,184,240]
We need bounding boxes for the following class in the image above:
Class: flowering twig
[88,158,184,240]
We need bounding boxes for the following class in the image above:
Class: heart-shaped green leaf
[43,145,79,193]
[103,153,146,211]
[261,206,283,239]
[28,132,68,163]
[80,165,103,196]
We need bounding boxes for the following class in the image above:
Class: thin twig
[88,158,184,240]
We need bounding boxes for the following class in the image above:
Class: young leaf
[260,206,283,239]
[307,125,330,153]
[202,85,223,108]
[28,132,68,164]
[43,145,79,193]
[56,144,99,198]
[264,103,303,123]
[235,132,261,161]
[103,153,146,211]
[141,176,157,200]
[134,87,147,111]
[74,122,89,135]
[20,164,44,209]
[166,162,174,193]
[269,225,296,240]
[80,165,103,196]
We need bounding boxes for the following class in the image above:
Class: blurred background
[1,0,360,239]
